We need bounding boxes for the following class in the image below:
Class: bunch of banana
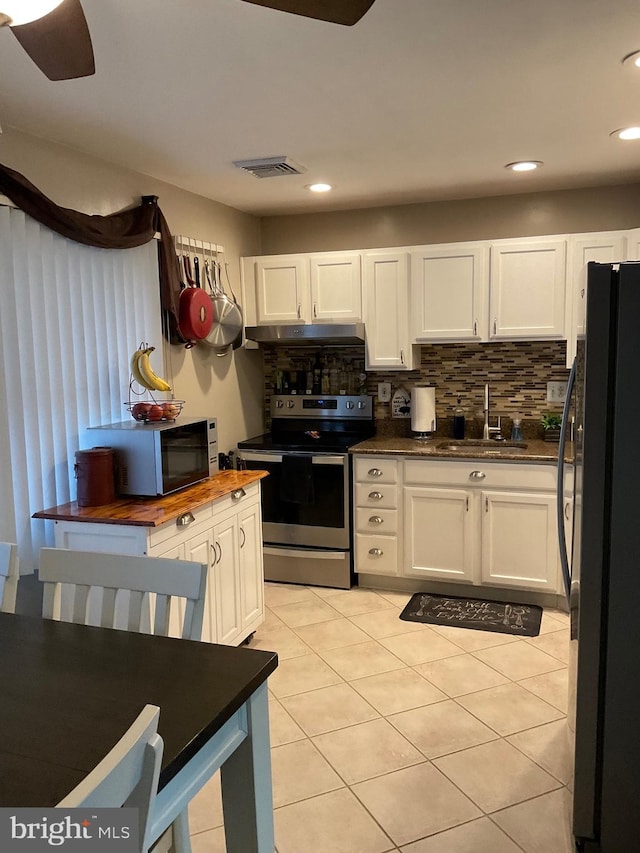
[130,344,172,393]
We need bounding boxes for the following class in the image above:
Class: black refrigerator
[560,261,640,852]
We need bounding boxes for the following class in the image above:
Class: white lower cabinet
[403,486,475,583]
[353,455,562,595]
[52,482,264,646]
[480,490,558,591]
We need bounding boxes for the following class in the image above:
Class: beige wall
[0,129,264,453]
[259,182,640,254]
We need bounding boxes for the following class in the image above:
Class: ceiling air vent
[233,156,307,179]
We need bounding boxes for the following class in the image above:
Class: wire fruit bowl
[124,400,185,423]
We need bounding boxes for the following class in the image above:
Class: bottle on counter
[511,417,523,441]
[453,396,465,439]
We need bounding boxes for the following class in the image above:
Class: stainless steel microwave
[86,417,218,496]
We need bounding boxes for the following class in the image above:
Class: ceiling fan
[0,0,375,82]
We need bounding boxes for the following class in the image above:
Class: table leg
[220,682,274,853]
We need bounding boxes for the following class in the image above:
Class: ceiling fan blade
[241,0,376,26]
[10,0,94,80]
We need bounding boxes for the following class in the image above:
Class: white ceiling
[2,0,640,216]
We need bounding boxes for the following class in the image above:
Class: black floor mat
[399,592,543,637]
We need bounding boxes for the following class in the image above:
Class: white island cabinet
[35,472,266,647]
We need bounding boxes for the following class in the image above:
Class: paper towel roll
[412,386,437,434]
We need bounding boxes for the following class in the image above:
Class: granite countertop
[32,470,268,527]
[350,436,572,463]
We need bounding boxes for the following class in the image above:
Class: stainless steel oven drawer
[263,546,351,589]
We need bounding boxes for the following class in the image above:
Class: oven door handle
[239,452,345,466]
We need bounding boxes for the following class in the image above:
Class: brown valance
[0,162,182,338]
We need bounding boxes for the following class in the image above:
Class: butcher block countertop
[350,436,571,463]
[33,470,268,528]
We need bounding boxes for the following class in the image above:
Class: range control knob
[357,401,367,409]
[286,400,295,408]
[346,400,355,409]
[274,400,283,408]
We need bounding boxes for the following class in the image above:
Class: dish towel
[280,455,315,504]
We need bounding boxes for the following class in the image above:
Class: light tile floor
[188,583,573,853]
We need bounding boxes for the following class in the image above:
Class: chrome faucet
[483,383,502,440]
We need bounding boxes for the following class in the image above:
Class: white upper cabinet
[310,254,362,321]
[489,238,566,339]
[571,232,627,337]
[626,228,640,260]
[411,243,488,341]
[254,255,309,323]
[250,253,361,325]
[363,251,414,370]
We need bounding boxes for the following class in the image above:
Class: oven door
[240,451,350,549]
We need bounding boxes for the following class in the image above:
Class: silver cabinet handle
[485,496,489,512]
[493,319,497,335]
[469,470,486,480]
[240,527,246,548]
[313,302,317,318]
[368,491,383,500]
[215,541,222,563]
[564,500,571,520]
[297,303,301,319]
[474,320,477,336]
[369,515,384,525]
[400,349,405,365]
[368,468,383,477]
[210,542,223,565]
[369,548,383,557]
[176,511,195,527]
[231,488,246,501]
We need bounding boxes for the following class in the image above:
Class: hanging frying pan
[199,259,243,356]
[178,253,214,346]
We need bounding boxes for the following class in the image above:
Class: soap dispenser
[453,396,465,439]
[511,417,523,442]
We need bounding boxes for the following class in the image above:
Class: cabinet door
[237,500,264,631]
[310,253,362,321]
[212,513,242,645]
[490,239,566,339]
[363,252,413,369]
[481,491,558,591]
[626,228,640,260]
[255,256,308,324]
[184,530,218,644]
[403,486,476,583]
[411,244,487,341]
[571,234,626,339]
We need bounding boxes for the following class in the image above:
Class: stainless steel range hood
[245,323,366,346]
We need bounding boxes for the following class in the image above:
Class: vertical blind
[0,203,162,572]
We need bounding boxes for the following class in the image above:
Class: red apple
[131,402,152,421]
[146,405,164,422]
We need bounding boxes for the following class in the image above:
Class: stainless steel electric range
[237,394,374,589]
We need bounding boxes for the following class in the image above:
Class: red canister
[74,448,116,507]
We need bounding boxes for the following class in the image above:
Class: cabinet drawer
[354,456,398,484]
[355,507,398,534]
[148,502,214,549]
[355,534,398,575]
[403,459,557,491]
[355,483,398,509]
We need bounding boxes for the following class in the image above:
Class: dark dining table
[0,612,278,852]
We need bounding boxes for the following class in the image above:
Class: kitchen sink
[436,440,528,455]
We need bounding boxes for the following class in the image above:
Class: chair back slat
[39,549,207,641]
[57,704,163,853]
[0,542,19,613]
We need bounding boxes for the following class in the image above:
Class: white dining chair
[58,704,163,853]
[0,542,19,613]
[39,548,206,640]
[40,548,208,853]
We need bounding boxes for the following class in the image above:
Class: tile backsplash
[261,340,569,429]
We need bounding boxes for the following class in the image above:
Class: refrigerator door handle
[557,357,577,604]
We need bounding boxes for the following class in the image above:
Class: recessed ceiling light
[611,126,640,140]
[306,183,332,193]
[505,161,543,172]
[0,1,64,27]
[622,50,640,68]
